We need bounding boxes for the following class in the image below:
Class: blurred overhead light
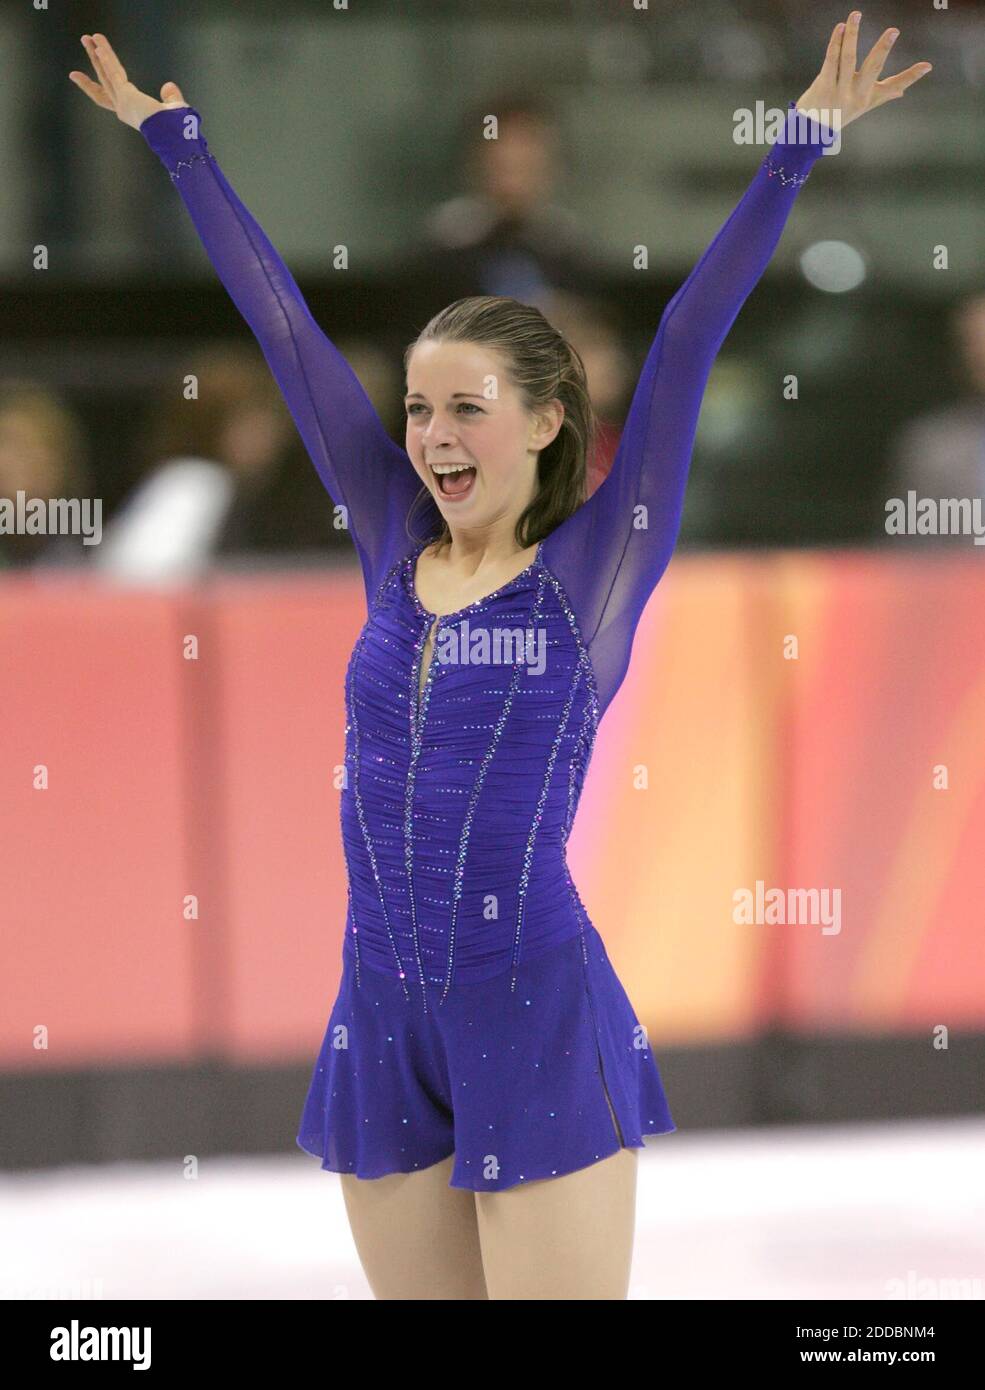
[799,240,867,294]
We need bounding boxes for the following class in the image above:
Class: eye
[405,402,483,416]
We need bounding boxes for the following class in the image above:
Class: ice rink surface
[3,1117,983,1301]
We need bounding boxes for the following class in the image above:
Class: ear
[534,398,565,449]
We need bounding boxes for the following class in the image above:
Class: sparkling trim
[344,879,358,987]
[564,696,596,847]
[764,156,810,187]
[404,613,439,1011]
[345,622,411,998]
[404,537,544,623]
[370,549,409,616]
[402,539,546,1008]
[563,860,595,970]
[341,553,408,989]
[168,151,215,182]
[511,651,583,992]
[350,545,606,996]
[442,570,550,1004]
[540,565,601,781]
[343,556,414,991]
[539,564,602,968]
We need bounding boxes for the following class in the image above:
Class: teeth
[431,463,472,475]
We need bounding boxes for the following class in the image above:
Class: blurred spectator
[885,291,985,542]
[0,380,93,570]
[542,290,636,498]
[413,92,604,309]
[95,344,312,583]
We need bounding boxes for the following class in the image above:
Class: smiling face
[404,338,562,529]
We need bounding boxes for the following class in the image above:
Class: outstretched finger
[91,33,129,91]
[873,61,933,103]
[819,20,846,83]
[840,11,861,83]
[82,35,113,101]
[857,26,899,94]
[68,69,113,109]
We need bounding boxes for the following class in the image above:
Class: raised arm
[539,104,831,714]
[71,33,429,604]
[540,14,931,717]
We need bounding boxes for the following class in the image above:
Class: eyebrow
[403,391,486,402]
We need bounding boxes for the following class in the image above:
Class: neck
[434,522,531,566]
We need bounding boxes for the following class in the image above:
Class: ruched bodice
[341,541,599,997]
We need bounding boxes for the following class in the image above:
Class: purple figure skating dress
[141,100,832,1190]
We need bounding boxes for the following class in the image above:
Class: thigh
[474,1146,638,1300]
[340,1154,488,1300]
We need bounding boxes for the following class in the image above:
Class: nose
[422,417,459,451]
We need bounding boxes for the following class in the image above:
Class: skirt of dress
[296,921,676,1192]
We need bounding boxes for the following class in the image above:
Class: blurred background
[2,0,984,1299]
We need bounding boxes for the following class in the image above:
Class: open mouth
[430,464,477,500]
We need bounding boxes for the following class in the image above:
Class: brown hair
[0,379,90,496]
[140,342,288,471]
[403,295,598,549]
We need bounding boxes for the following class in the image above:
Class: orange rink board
[1,550,982,1071]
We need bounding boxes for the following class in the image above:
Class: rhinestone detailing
[405,536,545,623]
[340,541,603,995]
[371,550,409,614]
[438,577,546,1004]
[564,859,600,970]
[404,613,441,1012]
[401,537,548,1008]
[345,621,411,1000]
[538,564,601,969]
[168,151,215,182]
[510,647,581,993]
[764,156,810,187]
[565,689,597,845]
[345,879,358,987]
[343,548,421,992]
[541,565,601,846]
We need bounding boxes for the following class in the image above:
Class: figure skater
[71,15,930,1300]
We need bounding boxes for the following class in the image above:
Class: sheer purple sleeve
[139,106,426,604]
[540,102,835,716]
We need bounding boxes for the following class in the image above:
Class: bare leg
[340,1154,489,1300]
[475,1147,638,1300]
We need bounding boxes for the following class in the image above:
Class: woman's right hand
[69,33,189,131]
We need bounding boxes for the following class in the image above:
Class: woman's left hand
[795,11,932,131]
